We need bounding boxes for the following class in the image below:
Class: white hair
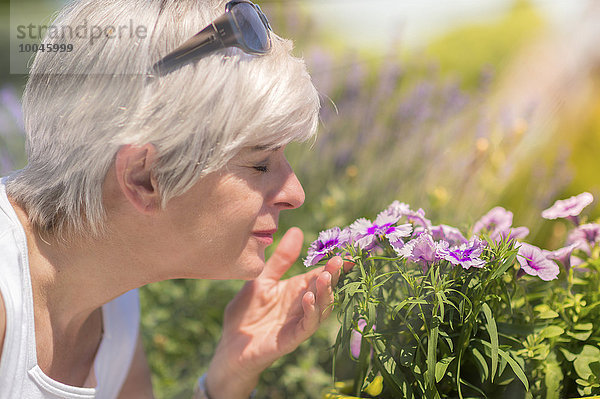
[6,0,320,240]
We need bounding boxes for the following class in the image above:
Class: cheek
[204,196,265,251]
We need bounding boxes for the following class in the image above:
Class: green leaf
[458,377,488,398]
[436,292,445,318]
[439,330,454,352]
[574,345,600,380]
[559,348,577,362]
[498,350,529,392]
[481,303,498,382]
[426,325,439,389]
[367,302,377,327]
[393,298,428,317]
[489,251,517,280]
[435,356,455,383]
[471,347,489,381]
[339,281,364,296]
[478,340,529,391]
[539,326,564,339]
[567,330,593,341]
[538,310,560,319]
[544,361,563,399]
[574,323,594,331]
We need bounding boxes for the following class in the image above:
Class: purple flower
[439,237,486,270]
[396,234,448,270]
[506,226,530,241]
[350,319,375,359]
[304,227,349,267]
[542,192,593,221]
[564,223,600,269]
[349,208,412,250]
[386,201,432,230]
[431,224,468,246]
[385,200,411,218]
[472,207,528,243]
[473,207,513,238]
[567,223,600,247]
[545,242,581,272]
[517,243,560,281]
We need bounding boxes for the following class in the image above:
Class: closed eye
[253,165,269,173]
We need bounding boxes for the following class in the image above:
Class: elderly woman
[0,0,345,398]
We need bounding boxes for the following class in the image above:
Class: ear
[114,144,160,214]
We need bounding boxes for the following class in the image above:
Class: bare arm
[117,333,155,399]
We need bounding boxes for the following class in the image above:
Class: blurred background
[1,0,599,397]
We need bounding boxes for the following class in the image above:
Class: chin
[239,257,266,280]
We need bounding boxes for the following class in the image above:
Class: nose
[273,159,305,210]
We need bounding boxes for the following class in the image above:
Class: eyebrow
[250,145,283,152]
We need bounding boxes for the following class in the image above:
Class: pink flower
[304,227,350,267]
[349,207,412,251]
[385,200,432,230]
[395,234,448,271]
[517,243,560,281]
[545,242,581,272]
[567,223,600,247]
[473,207,528,243]
[542,192,593,221]
[431,224,468,246]
[439,237,486,270]
[350,319,375,359]
[473,207,513,241]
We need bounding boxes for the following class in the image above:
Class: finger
[323,256,344,285]
[316,271,334,320]
[343,257,355,273]
[323,256,343,287]
[260,227,303,281]
[300,291,319,336]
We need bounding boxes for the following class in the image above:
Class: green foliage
[322,202,600,398]
[330,233,531,398]
[140,279,241,398]
[516,237,600,398]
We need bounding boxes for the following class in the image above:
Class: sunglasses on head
[151,0,272,75]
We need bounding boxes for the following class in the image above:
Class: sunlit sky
[306,0,588,50]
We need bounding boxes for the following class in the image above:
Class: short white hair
[7,0,320,239]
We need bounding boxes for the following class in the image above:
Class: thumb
[260,227,303,281]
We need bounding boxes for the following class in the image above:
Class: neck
[8,197,152,335]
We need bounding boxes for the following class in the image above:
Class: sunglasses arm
[151,13,238,76]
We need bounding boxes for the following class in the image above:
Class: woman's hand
[205,227,350,399]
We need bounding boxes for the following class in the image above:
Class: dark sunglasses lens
[232,3,269,53]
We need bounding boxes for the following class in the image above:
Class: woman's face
[159,146,305,280]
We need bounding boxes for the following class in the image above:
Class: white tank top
[0,180,140,399]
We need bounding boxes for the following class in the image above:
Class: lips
[252,229,276,245]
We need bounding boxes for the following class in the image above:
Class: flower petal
[542,192,593,220]
[517,243,560,281]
